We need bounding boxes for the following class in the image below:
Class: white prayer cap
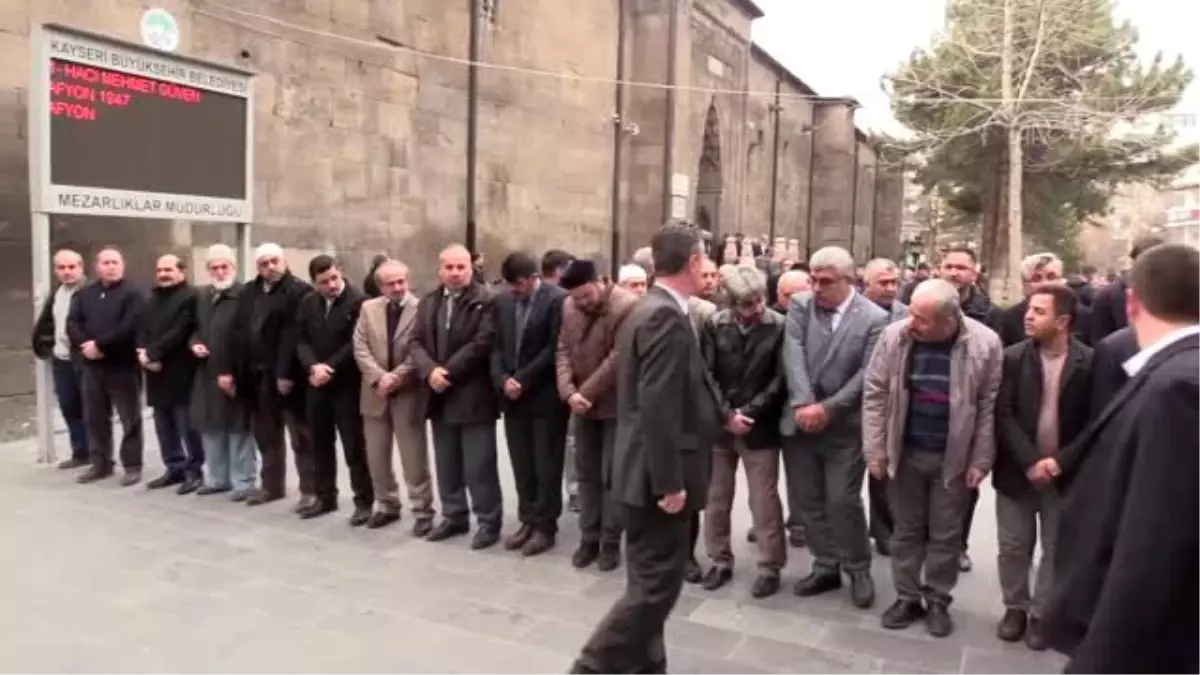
[253,242,284,262]
[618,264,647,284]
[205,244,236,265]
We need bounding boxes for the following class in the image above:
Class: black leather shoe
[874,537,891,557]
[366,511,400,530]
[996,608,1027,642]
[701,566,732,591]
[746,530,757,543]
[58,457,89,470]
[411,518,434,538]
[297,500,337,519]
[348,506,372,527]
[572,542,600,569]
[925,602,954,638]
[684,559,704,584]
[471,529,500,550]
[881,599,926,629]
[1024,616,1047,651]
[426,521,469,542]
[146,472,184,490]
[77,467,113,484]
[504,524,533,551]
[521,531,555,557]
[793,570,842,597]
[750,573,781,598]
[120,470,142,487]
[848,570,876,609]
[596,544,621,572]
[176,477,202,495]
[196,484,231,496]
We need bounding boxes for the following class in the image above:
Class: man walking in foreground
[1046,243,1199,673]
[571,225,717,674]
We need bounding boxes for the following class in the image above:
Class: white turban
[253,242,284,262]
[205,244,236,265]
[618,264,647,284]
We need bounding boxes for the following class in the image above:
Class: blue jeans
[201,431,257,492]
[51,358,87,461]
[153,405,205,477]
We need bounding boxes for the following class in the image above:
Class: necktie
[386,301,401,370]
[815,305,834,331]
[516,298,532,355]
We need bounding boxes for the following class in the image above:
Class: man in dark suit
[572,225,718,674]
[295,255,371,524]
[1087,235,1163,344]
[409,245,503,550]
[491,252,569,556]
[1046,242,1198,673]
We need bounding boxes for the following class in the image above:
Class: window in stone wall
[480,0,499,26]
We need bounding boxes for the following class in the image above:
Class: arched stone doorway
[695,100,723,241]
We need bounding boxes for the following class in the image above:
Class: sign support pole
[31,210,55,464]
[236,222,253,281]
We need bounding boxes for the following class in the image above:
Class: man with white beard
[192,245,257,500]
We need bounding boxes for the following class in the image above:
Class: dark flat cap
[560,259,598,290]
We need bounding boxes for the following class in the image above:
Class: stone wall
[0,0,902,434]
[852,139,877,262]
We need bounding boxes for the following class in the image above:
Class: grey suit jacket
[610,286,716,513]
[780,290,888,437]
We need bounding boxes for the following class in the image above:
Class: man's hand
[867,458,887,480]
[277,378,294,396]
[503,377,523,400]
[217,374,236,396]
[726,410,754,436]
[429,366,451,393]
[966,467,987,490]
[145,361,162,373]
[136,348,150,368]
[81,340,102,360]
[657,490,687,514]
[309,364,333,388]
[567,393,592,415]
[1026,457,1062,483]
[794,404,828,433]
[191,343,209,359]
[377,372,399,394]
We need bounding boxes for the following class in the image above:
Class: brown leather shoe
[504,524,533,551]
[521,531,555,557]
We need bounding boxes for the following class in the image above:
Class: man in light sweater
[31,248,90,469]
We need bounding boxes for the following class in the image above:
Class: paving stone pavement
[1,426,1066,674]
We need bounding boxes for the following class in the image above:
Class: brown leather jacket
[555,284,638,419]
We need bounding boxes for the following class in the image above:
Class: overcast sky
[752,0,1200,135]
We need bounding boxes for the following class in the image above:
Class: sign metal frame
[27,23,257,463]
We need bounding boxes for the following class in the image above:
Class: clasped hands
[792,403,829,434]
[1026,457,1062,484]
[135,348,160,372]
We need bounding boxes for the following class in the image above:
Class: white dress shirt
[654,282,689,314]
[1122,325,1200,376]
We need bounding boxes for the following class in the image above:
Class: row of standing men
[32,232,1197,674]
